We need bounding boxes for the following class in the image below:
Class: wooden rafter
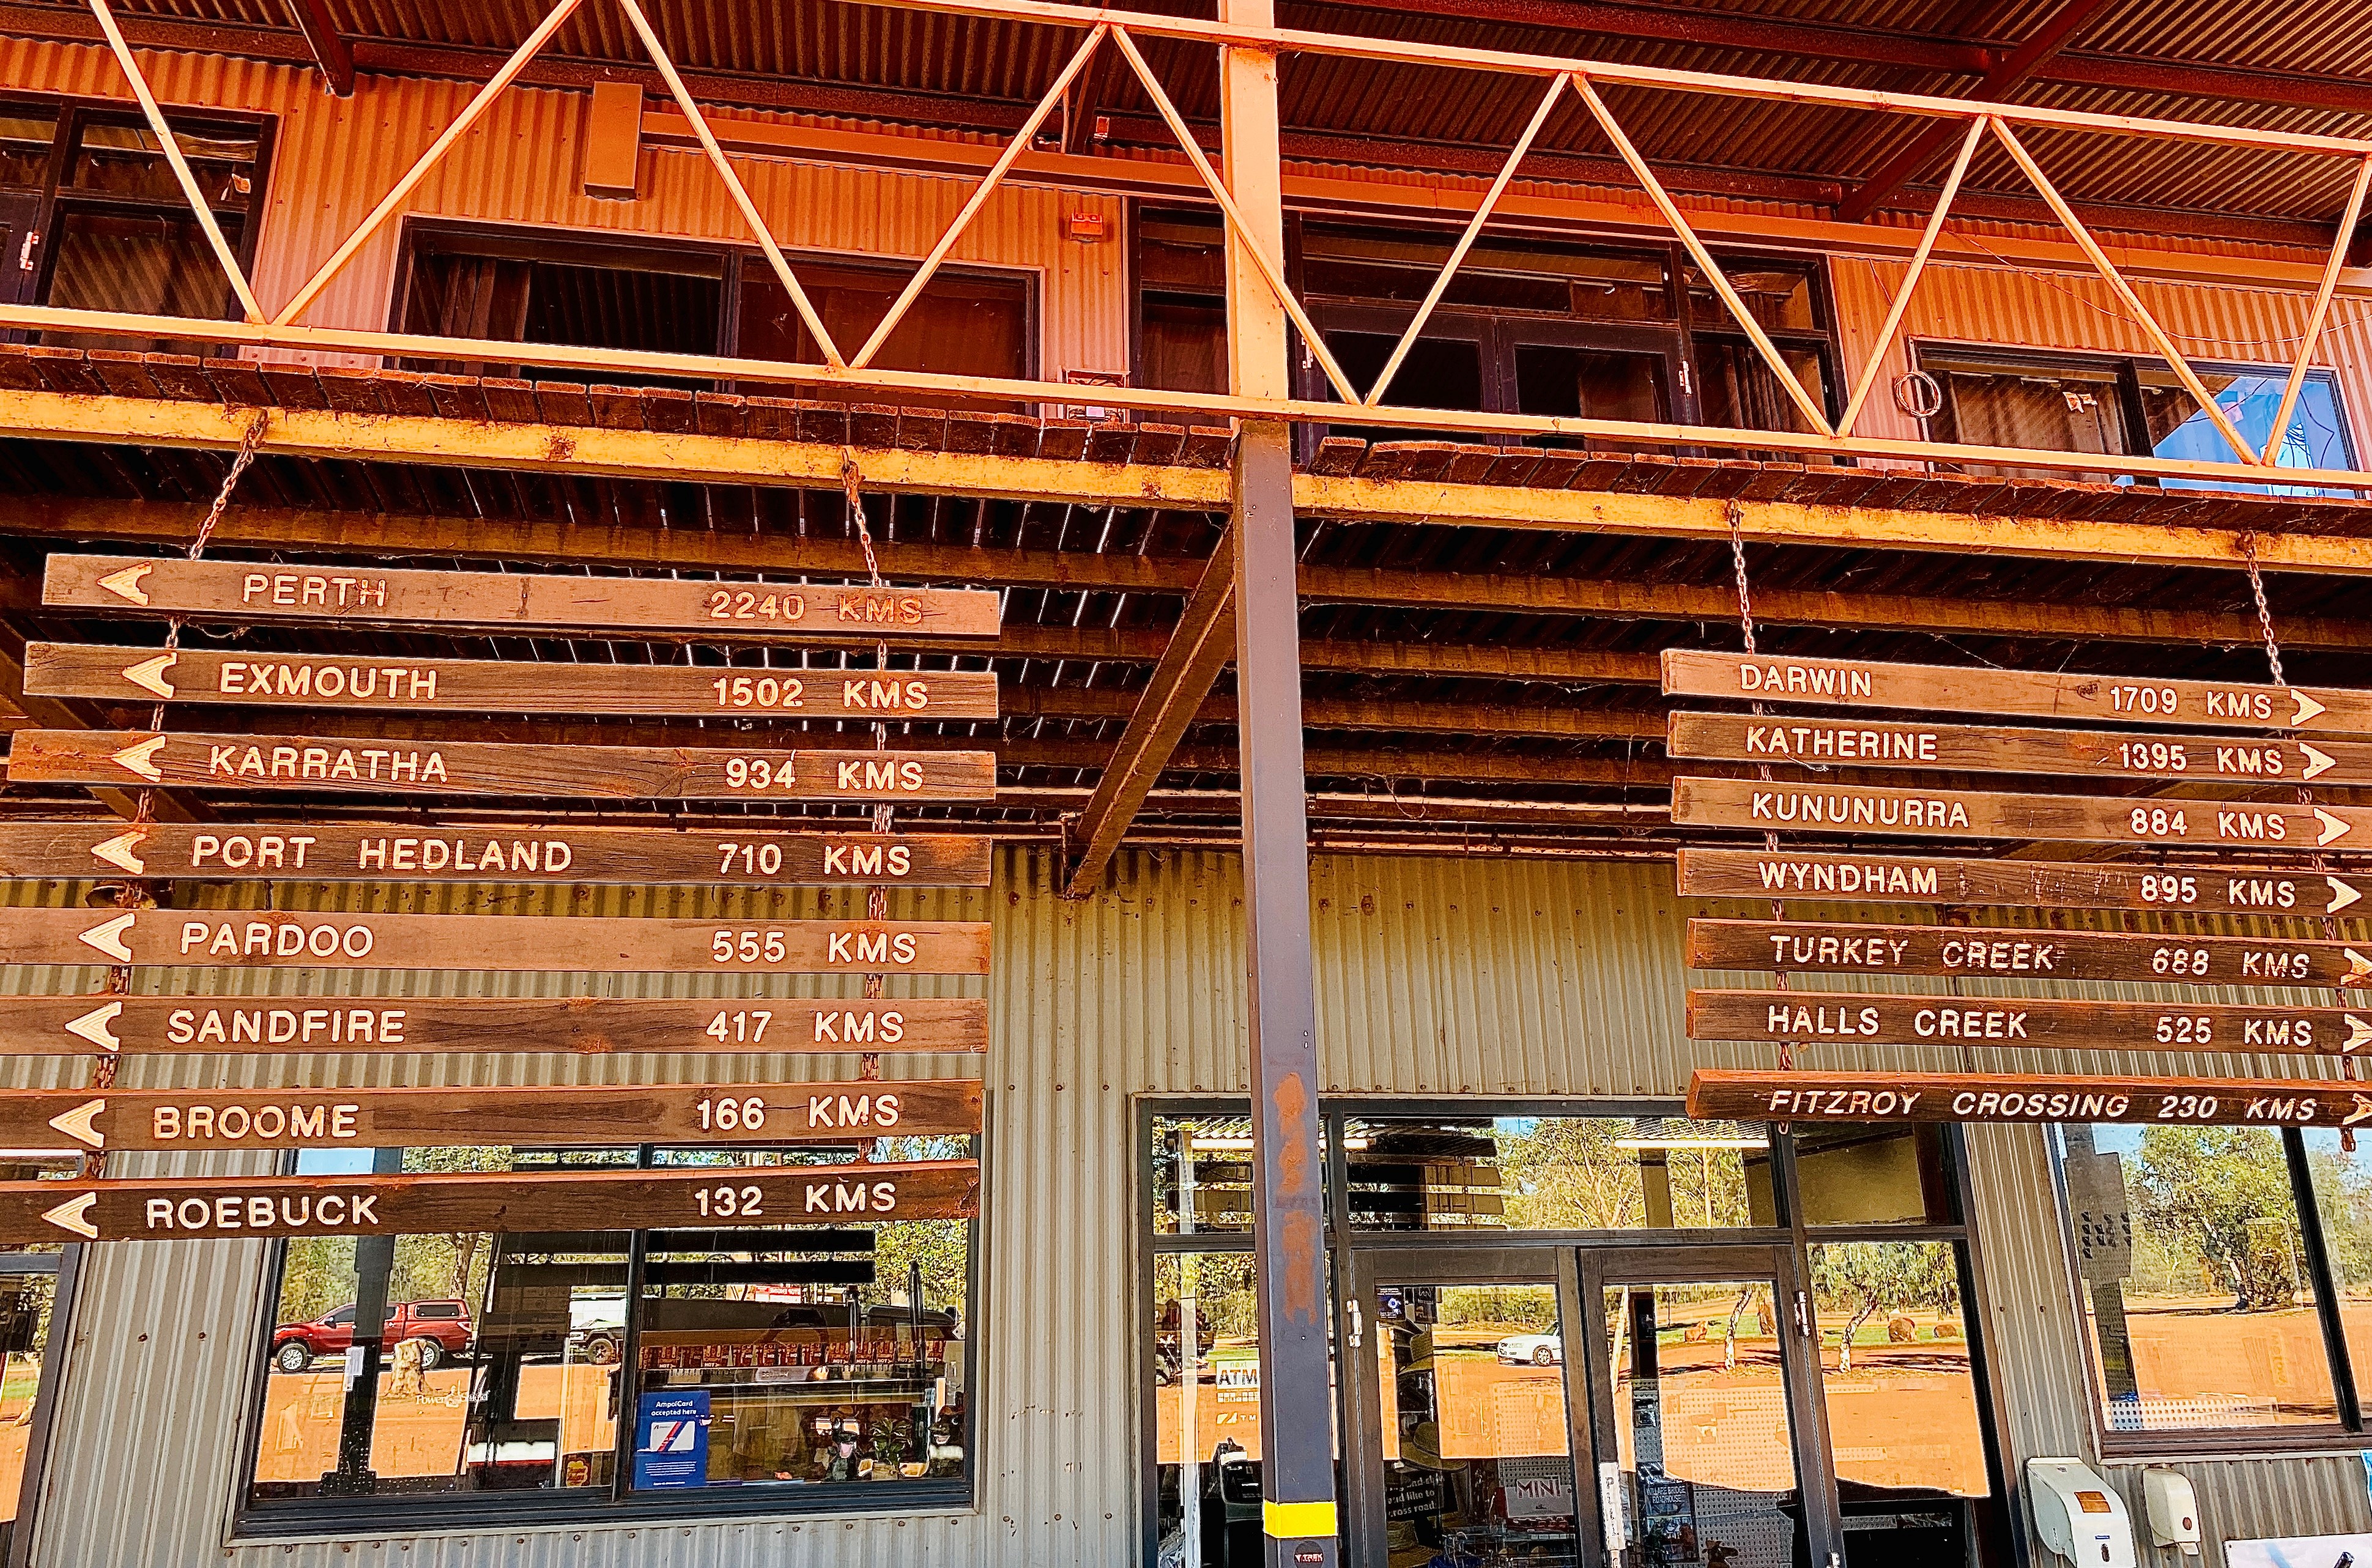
[282,0,355,96]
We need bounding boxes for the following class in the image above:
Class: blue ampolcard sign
[632,1390,710,1488]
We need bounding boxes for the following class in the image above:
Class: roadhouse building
[1,2,2371,1567]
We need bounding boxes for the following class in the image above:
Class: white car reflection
[1495,1333,1562,1367]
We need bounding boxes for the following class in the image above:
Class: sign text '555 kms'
[5,731,993,802]
[40,557,1000,640]
[0,1161,979,1244]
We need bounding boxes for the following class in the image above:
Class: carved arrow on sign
[2349,1015,2372,1054]
[119,654,176,700]
[62,1001,120,1053]
[2305,743,2340,782]
[2321,808,2354,847]
[95,563,150,607]
[2335,878,2365,916]
[109,736,167,783]
[46,1100,102,1150]
[75,914,135,963]
[89,831,147,875]
[2297,690,2332,727]
[41,1193,97,1238]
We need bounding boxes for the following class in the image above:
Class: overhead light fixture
[1612,1117,1770,1152]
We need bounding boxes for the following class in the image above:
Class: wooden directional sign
[1669,711,2363,787]
[1689,917,2372,989]
[41,556,1000,641]
[0,823,990,886]
[0,995,987,1057]
[1689,1070,2372,1130]
[0,1159,979,1245]
[24,643,1000,720]
[1664,649,2367,735]
[1690,988,2372,1056]
[1677,847,2368,919]
[6,731,995,802]
[1670,776,2364,850]
[0,1081,981,1153]
[0,909,991,975]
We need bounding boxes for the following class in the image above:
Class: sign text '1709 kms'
[1677,846,2368,917]
[4,731,995,802]
[1662,649,2370,734]
[1688,1070,2372,1130]
[0,909,991,975]
[1669,711,2368,786]
[40,557,1000,640]
[0,1080,981,1153]
[23,643,999,720]
[1670,776,2366,849]
[1688,917,2372,989]
[0,995,987,1057]
[0,1160,979,1245]
[1689,988,2372,1056]
[0,823,990,886]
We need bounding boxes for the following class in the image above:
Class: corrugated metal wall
[18,848,2372,1564]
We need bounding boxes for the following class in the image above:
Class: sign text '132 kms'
[0,1161,980,1244]
[40,557,1000,640]
[6,731,995,802]
[1661,649,2369,734]
[1688,1070,2372,1129]
[0,1081,982,1153]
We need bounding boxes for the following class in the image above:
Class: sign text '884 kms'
[40,557,1001,640]
[1,1161,980,1244]
[5,731,994,802]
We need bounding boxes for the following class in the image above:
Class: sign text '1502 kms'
[0,1081,981,1153]
[0,995,987,1056]
[23,643,999,720]
[1662,649,2369,734]
[1669,711,2368,786]
[1688,1070,2372,1129]
[0,909,991,975]
[40,557,1000,640]
[0,823,990,886]
[1689,988,2372,1056]
[1677,846,2368,917]
[5,731,995,802]
[1688,917,2372,988]
[0,1160,979,1244]
[1669,777,2365,849]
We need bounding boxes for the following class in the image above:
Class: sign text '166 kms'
[1687,918,2372,988]
[0,1081,982,1153]
[0,909,991,975]
[4,731,994,802]
[0,823,990,886]
[40,557,1001,640]
[0,1161,980,1244]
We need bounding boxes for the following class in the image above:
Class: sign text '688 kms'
[4,731,995,802]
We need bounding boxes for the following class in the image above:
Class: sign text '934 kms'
[0,909,990,975]
[4,731,994,802]
[0,1080,981,1153]
[40,557,1000,640]
[0,1161,980,1244]
[23,643,999,720]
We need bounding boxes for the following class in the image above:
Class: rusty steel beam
[1837,0,2116,225]
[281,0,355,96]
[1061,528,1236,894]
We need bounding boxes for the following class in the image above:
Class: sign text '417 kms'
[0,1161,979,1245]
[41,556,999,641]
[5,731,993,802]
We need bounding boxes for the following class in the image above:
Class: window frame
[229,1137,984,1540]
[1136,1096,2009,1567]
[2052,1121,2371,1458]
[386,215,1042,386]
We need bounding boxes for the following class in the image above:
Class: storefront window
[1344,1116,1773,1232]
[1152,1251,1267,1566]
[1810,1240,1988,1499]
[2059,1124,2340,1435]
[1796,1125,1955,1227]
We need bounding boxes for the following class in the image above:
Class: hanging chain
[92,414,267,1128]
[843,454,893,1137]
[1729,501,1794,1074]
[2243,537,2360,1120]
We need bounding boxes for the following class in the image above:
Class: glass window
[1344,1117,1774,1233]
[1154,1114,1338,1236]
[41,207,249,350]
[1809,1240,1987,1500]
[1686,262,1817,333]
[736,256,1030,382]
[68,119,258,207]
[0,109,56,190]
[2061,1125,2338,1433]
[1796,1125,1954,1227]
[2298,1128,2372,1404]
[0,1270,56,1540]
[1697,338,1830,438]
[2140,368,2356,495]
[1151,1251,1269,1566]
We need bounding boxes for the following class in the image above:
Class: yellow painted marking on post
[1262,1500,1338,1538]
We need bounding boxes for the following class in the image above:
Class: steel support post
[1220,1,1338,1559]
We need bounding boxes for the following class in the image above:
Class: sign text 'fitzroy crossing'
[1688,1070,2372,1129]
